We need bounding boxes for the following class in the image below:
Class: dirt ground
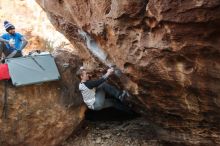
[61,108,164,146]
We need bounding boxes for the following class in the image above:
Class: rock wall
[35,0,220,145]
[0,50,86,146]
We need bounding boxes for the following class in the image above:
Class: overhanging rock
[35,0,220,145]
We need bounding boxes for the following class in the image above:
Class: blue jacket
[1,32,23,52]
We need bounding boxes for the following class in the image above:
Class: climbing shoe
[118,90,130,101]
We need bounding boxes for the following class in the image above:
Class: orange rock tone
[0,50,86,146]
[35,0,220,145]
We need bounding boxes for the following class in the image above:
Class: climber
[77,67,131,112]
[0,21,28,59]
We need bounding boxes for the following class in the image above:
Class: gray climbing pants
[93,83,130,112]
[0,42,22,58]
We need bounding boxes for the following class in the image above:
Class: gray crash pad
[5,53,60,86]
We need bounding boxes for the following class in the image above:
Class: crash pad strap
[1,81,8,119]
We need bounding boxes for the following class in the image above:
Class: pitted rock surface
[35,0,220,145]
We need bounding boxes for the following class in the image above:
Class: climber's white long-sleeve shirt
[79,74,109,109]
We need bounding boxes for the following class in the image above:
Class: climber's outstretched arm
[84,68,114,89]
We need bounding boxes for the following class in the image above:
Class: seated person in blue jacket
[77,67,130,111]
[0,21,28,59]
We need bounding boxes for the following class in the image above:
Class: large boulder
[0,50,86,146]
[36,0,220,145]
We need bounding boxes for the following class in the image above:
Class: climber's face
[81,70,90,81]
